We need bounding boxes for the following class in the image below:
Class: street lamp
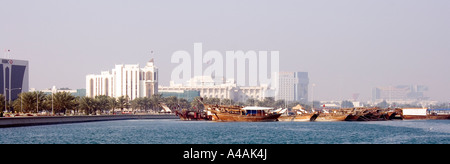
[5,88,21,113]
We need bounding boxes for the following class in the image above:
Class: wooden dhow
[203,104,281,122]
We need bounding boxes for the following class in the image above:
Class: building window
[105,78,109,96]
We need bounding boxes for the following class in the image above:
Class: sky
[1,0,449,102]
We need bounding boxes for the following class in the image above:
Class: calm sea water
[1,119,449,144]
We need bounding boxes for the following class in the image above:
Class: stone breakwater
[0,114,178,128]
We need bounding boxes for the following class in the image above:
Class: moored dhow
[160,102,212,121]
[312,108,353,122]
[344,108,392,121]
[203,104,281,122]
[277,107,317,122]
[278,114,316,122]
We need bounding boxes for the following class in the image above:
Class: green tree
[207,98,221,105]
[258,97,275,107]
[95,95,110,114]
[117,95,129,113]
[13,92,46,113]
[0,94,5,112]
[178,98,190,109]
[245,98,258,106]
[142,97,152,112]
[109,97,118,114]
[164,96,179,111]
[221,99,234,106]
[150,94,163,112]
[52,92,76,114]
[341,100,354,108]
[131,97,145,112]
[376,100,389,108]
[78,96,96,115]
[274,99,285,108]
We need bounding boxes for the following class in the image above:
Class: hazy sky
[1,0,449,101]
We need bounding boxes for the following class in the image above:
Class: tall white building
[86,59,158,100]
[276,72,309,103]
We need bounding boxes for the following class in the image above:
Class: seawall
[0,114,178,128]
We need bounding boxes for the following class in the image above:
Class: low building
[159,90,200,102]
[40,86,86,97]
[158,76,270,102]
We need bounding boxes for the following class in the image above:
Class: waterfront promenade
[0,114,178,128]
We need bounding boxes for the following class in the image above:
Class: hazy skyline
[1,0,449,102]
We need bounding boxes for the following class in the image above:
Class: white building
[276,72,309,103]
[159,76,270,102]
[40,86,86,97]
[86,59,158,100]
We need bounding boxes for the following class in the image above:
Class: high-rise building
[276,72,309,103]
[86,59,158,100]
[1,58,29,101]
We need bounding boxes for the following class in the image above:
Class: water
[1,119,449,144]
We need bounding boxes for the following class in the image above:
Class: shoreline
[0,114,178,128]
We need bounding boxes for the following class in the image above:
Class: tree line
[0,92,168,115]
[0,92,313,115]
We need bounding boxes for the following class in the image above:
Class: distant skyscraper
[86,59,158,100]
[0,58,29,101]
[276,72,309,102]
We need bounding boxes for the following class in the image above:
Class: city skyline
[1,0,449,102]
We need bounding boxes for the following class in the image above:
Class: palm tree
[206,98,220,105]
[258,97,275,107]
[95,95,110,114]
[12,92,46,113]
[178,98,190,109]
[130,97,144,112]
[52,92,76,114]
[109,97,118,114]
[117,95,129,113]
[78,96,96,115]
[245,98,258,106]
[142,97,152,112]
[34,91,47,113]
[164,96,179,111]
[150,94,163,112]
[221,99,234,106]
[0,94,5,112]
[274,99,286,108]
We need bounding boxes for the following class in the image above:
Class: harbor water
[1,119,449,144]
